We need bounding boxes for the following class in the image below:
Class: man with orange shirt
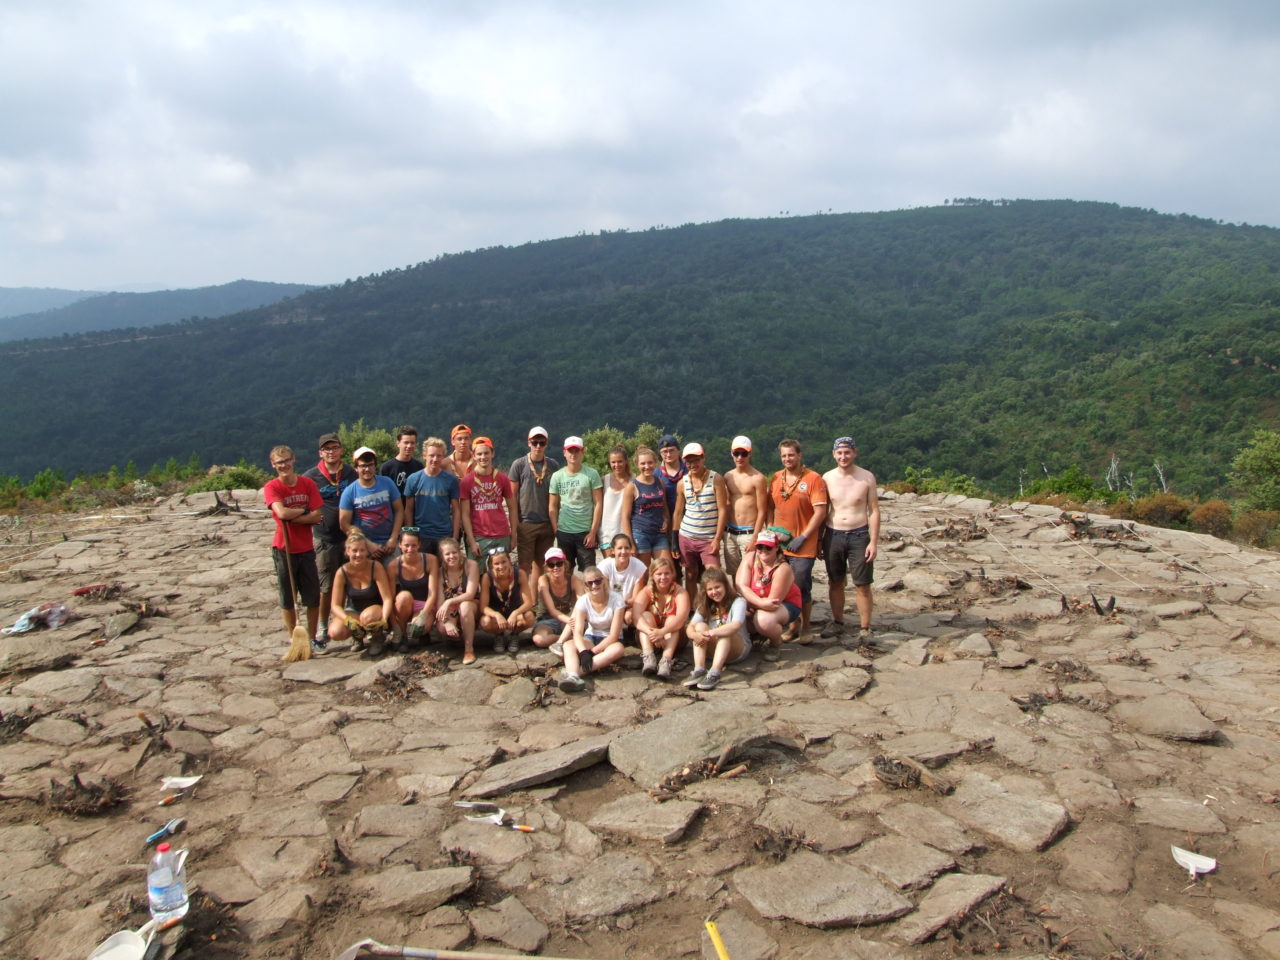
[766,438,828,636]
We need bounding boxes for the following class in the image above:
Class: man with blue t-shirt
[339,446,403,559]
[403,436,460,557]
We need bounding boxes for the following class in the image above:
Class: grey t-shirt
[509,454,560,524]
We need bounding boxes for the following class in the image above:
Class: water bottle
[147,842,189,922]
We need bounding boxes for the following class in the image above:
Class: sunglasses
[487,546,508,555]
[732,450,750,458]
[529,439,547,447]
[756,544,776,552]
[585,578,604,587]
[401,526,419,534]
[545,559,566,568]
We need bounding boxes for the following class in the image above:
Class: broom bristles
[282,624,312,662]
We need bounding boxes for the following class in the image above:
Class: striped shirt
[679,470,721,542]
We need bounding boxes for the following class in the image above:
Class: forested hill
[1,200,1277,494]
[0,279,317,342]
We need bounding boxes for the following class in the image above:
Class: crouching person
[328,529,395,658]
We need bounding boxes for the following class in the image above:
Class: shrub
[1130,492,1192,527]
[1233,510,1280,548]
[1230,430,1280,512]
[902,467,982,498]
[1189,499,1232,538]
[1024,464,1113,504]
[187,460,269,492]
[337,419,396,463]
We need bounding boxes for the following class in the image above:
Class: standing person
[531,546,583,652]
[302,432,356,647]
[263,445,323,646]
[722,435,768,580]
[509,426,560,586]
[385,527,439,648]
[655,434,687,573]
[735,530,801,662]
[821,437,880,643]
[557,566,627,693]
[684,568,751,690]
[434,537,480,664]
[599,445,632,556]
[380,425,422,495]
[460,437,518,560]
[403,437,461,557]
[632,556,690,679]
[479,548,536,654]
[549,435,603,572]
[444,424,474,477]
[620,445,671,567]
[766,438,829,636]
[327,529,395,658]
[672,443,728,591]
[339,446,403,559]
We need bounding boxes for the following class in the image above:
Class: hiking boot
[696,669,722,691]
[559,673,586,693]
[683,667,707,688]
[641,652,658,675]
[656,657,673,680]
[858,627,873,643]
[549,639,564,657]
[366,631,387,659]
[762,645,781,662]
[820,621,846,640]
[493,636,505,653]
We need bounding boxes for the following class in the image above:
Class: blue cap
[658,434,679,449]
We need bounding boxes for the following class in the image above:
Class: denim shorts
[632,524,667,554]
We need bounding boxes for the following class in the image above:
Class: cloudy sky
[3,0,1278,291]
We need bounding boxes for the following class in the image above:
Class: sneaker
[762,645,781,662]
[656,657,673,680]
[549,639,564,657]
[696,669,722,691]
[310,639,326,656]
[859,627,873,642]
[507,635,521,655]
[493,636,505,653]
[641,652,658,675]
[683,667,708,688]
[559,673,586,693]
[820,621,846,640]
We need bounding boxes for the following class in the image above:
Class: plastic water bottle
[147,842,189,922]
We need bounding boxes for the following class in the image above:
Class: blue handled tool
[144,817,186,847]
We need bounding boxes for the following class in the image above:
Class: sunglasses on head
[401,526,419,535]
[487,546,508,556]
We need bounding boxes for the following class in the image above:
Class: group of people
[263,424,879,687]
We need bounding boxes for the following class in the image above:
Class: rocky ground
[1,489,1280,960]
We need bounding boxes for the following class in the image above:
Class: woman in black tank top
[479,548,535,654]
[532,546,584,649]
[328,529,394,657]
[385,528,439,648]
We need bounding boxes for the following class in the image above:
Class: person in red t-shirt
[460,437,518,561]
[263,445,323,645]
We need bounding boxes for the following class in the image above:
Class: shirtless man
[821,437,880,642]
[444,424,474,477]
[722,435,767,579]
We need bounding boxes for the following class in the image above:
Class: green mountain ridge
[0,279,319,342]
[1,200,1277,494]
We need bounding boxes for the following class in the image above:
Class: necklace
[493,573,517,612]
[473,469,500,499]
[778,469,804,502]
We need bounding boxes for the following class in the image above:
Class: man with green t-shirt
[549,435,603,573]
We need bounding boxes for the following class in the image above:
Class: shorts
[785,555,816,605]
[678,535,720,570]
[535,617,567,634]
[782,601,801,623]
[473,535,512,562]
[273,548,320,611]
[729,636,753,664]
[412,599,427,614]
[556,529,596,572]
[517,521,555,568]
[823,526,874,587]
[722,529,755,578]
[631,523,667,554]
[315,537,345,592]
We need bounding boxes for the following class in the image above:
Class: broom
[280,514,312,662]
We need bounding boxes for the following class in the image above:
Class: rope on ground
[1060,536,1154,593]
[981,529,1069,599]
[1126,532,1255,586]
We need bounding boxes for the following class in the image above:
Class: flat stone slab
[889,873,1006,944]
[879,731,972,768]
[702,909,778,960]
[848,834,956,889]
[1150,600,1204,618]
[1143,903,1247,960]
[816,667,873,699]
[944,771,1070,852]
[753,796,870,852]
[419,669,501,704]
[351,865,473,914]
[1112,693,1218,741]
[281,659,366,684]
[734,850,912,928]
[608,702,770,788]
[588,793,703,843]
[877,802,979,855]
[469,895,548,953]
[464,733,613,798]
[553,852,664,920]
[23,717,90,746]
[1132,791,1226,833]
[0,636,75,673]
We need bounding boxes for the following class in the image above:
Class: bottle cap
[156,842,171,853]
